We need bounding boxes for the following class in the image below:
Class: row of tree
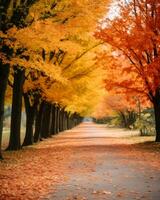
[0,0,110,159]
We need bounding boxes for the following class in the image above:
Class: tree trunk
[59,108,65,132]
[0,63,10,159]
[67,113,70,129]
[59,108,62,132]
[51,104,56,135]
[7,67,25,150]
[70,114,74,129]
[49,105,53,135]
[153,88,160,142]
[22,93,37,146]
[68,114,72,129]
[41,102,52,138]
[119,111,127,128]
[56,106,60,133]
[63,112,67,131]
[34,101,44,143]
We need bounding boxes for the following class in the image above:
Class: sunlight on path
[40,122,154,148]
[45,122,159,200]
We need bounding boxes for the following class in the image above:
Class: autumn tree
[0,0,111,158]
[95,0,160,141]
[0,0,40,158]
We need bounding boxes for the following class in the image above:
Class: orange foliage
[1,0,111,116]
[95,0,160,104]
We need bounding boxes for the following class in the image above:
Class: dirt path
[0,122,160,200]
[46,122,160,200]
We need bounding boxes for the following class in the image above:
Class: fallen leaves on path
[1,123,160,200]
[66,196,87,200]
[92,190,112,195]
[0,139,73,200]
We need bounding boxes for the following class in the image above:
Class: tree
[95,0,160,141]
[0,0,111,157]
[0,0,39,158]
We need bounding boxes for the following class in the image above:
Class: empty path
[1,122,160,200]
[46,122,160,200]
